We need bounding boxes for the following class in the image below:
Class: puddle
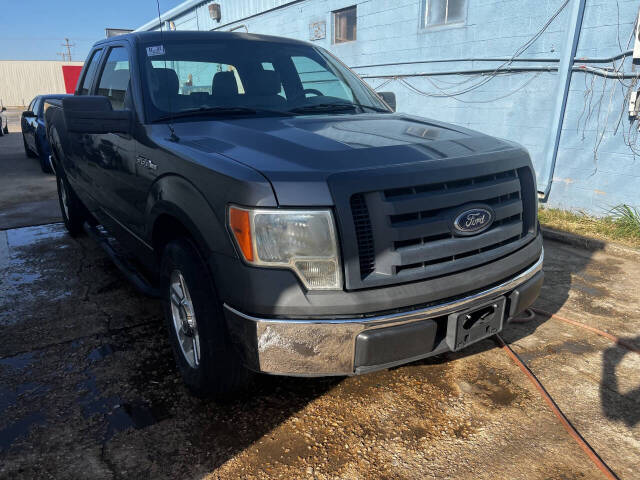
[0,223,76,325]
[104,402,170,441]
[78,372,170,443]
[5,223,67,248]
[0,351,36,371]
[0,351,50,414]
[0,412,46,452]
[0,381,48,414]
[87,344,116,363]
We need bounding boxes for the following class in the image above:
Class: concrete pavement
[0,120,60,230]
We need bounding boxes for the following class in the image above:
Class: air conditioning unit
[629,90,638,117]
[209,3,221,22]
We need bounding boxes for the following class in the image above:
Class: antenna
[156,0,180,142]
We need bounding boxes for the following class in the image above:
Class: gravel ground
[0,222,638,479]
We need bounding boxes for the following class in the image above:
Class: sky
[0,0,183,61]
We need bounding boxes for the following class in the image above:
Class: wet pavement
[0,222,638,479]
[0,117,60,230]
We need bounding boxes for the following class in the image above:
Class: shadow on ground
[601,336,640,427]
[2,223,638,478]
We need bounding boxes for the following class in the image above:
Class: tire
[23,135,37,158]
[161,237,251,398]
[36,139,53,174]
[56,173,89,237]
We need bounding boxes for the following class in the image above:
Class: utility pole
[58,38,75,62]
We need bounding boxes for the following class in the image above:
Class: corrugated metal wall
[0,61,84,107]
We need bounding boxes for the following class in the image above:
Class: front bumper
[223,249,544,376]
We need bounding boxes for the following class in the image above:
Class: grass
[538,204,640,249]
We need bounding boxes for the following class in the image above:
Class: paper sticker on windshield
[146,45,165,57]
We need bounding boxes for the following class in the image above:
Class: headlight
[228,206,342,290]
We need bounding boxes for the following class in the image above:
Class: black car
[45,31,543,397]
[22,94,70,172]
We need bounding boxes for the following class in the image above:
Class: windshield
[139,38,390,121]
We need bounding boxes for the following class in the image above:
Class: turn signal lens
[229,207,253,262]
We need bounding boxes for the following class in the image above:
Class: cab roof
[92,30,312,49]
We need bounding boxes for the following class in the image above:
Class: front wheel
[56,174,89,236]
[161,238,251,398]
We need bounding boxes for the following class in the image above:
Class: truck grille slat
[395,234,522,276]
[391,218,451,241]
[492,198,523,220]
[385,177,521,216]
[347,167,536,287]
[396,222,523,265]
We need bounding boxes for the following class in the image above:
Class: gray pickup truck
[45,31,543,397]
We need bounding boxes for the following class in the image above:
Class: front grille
[348,167,535,288]
[351,193,376,277]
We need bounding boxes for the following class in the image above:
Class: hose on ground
[495,334,620,480]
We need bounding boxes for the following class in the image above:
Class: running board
[83,222,161,298]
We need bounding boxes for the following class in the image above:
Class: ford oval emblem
[453,207,494,236]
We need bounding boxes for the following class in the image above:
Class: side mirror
[62,96,131,134]
[21,110,36,118]
[378,91,396,112]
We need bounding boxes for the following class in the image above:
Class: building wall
[139,0,640,215]
[0,61,84,107]
[549,0,639,212]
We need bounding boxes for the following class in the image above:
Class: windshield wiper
[288,103,390,114]
[154,106,293,122]
[358,104,391,113]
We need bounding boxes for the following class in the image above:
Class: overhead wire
[399,71,543,104]
[369,0,570,99]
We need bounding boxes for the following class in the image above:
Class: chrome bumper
[223,249,544,376]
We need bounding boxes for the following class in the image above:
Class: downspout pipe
[540,0,587,201]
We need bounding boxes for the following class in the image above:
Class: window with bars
[333,6,357,43]
[423,0,467,27]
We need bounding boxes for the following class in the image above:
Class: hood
[166,113,519,205]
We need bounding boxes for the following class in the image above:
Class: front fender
[146,174,235,258]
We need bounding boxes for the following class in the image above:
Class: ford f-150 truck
[45,31,543,397]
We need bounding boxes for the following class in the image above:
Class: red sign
[61,65,83,94]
